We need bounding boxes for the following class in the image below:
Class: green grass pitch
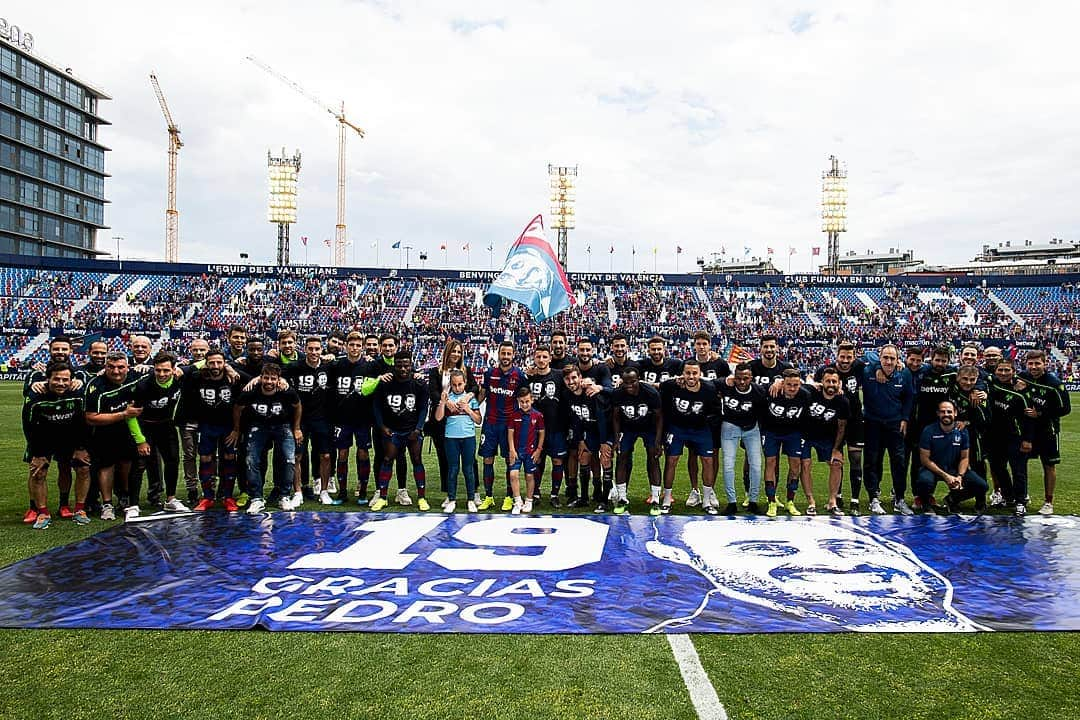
[0,383,1077,719]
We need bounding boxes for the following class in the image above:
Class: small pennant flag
[789,247,797,256]
[391,241,402,249]
[677,246,684,254]
[439,243,447,251]
[652,247,657,255]
[587,245,592,254]
[720,342,755,364]
[463,243,471,251]
[300,236,308,247]
[486,243,493,252]
[767,247,775,255]
[324,239,331,247]
[743,246,751,256]
[812,246,821,256]
[721,246,727,255]
[609,245,615,254]
[370,241,377,248]
[632,247,637,256]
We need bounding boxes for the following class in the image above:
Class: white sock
[703,486,716,505]
[650,485,661,501]
[616,483,628,501]
[663,488,673,503]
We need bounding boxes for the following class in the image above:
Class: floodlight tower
[548,164,577,269]
[822,155,847,275]
[268,149,301,266]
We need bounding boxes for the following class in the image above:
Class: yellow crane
[149,73,182,264]
[246,56,365,267]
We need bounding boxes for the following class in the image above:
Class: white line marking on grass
[667,633,729,720]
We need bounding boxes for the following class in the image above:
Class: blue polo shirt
[919,422,968,475]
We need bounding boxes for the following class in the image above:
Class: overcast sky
[12,1,1080,272]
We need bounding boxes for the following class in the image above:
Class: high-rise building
[0,31,109,258]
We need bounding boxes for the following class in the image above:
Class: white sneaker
[279,497,295,511]
[511,499,523,515]
[319,491,335,505]
[467,500,478,513]
[686,489,702,507]
[290,491,304,508]
[989,491,1005,508]
[246,498,266,514]
[441,498,450,510]
[522,499,533,513]
[444,500,457,514]
[869,498,886,515]
[894,498,914,516]
[327,478,339,494]
[1038,502,1054,515]
[100,503,116,521]
[163,498,189,512]
[124,505,141,521]
[396,488,413,506]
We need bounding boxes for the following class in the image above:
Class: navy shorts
[619,430,657,454]
[197,424,235,457]
[544,430,568,459]
[25,434,87,466]
[479,422,510,458]
[665,426,713,457]
[801,437,836,462]
[844,415,865,448]
[386,430,422,451]
[333,422,372,450]
[570,427,608,454]
[764,430,804,459]
[1030,431,1060,466]
[301,418,332,456]
[508,454,538,474]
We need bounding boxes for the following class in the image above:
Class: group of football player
[19,324,1069,529]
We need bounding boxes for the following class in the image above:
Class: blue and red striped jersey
[482,365,526,424]
[509,408,545,455]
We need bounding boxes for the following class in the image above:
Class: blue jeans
[721,422,762,503]
[246,425,296,500]
[444,435,477,500]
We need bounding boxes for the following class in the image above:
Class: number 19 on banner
[289,516,609,572]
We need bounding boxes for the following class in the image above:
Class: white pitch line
[667,633,729,720]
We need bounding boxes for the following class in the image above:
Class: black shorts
[1030,431,1061,466]
[90,432,137,468]
[844,415,864,448]
[24,434,85,465]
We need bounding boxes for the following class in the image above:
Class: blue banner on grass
[0,513,1079,633]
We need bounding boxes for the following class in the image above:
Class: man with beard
[178,338,209,505]
[917,399,988,514]
[611,366,662,515]
[187,349,248,512]
[223,325,247,363]
[477,341,527,511]
[949,365,991,481]
[908,346,956,510]
[128,352,189,517]
[23,363,92,528]
[659,360,719,515]
[760,369,811,518]
[548,331,573,372]
[814,341,863,513]
[687,331,730,508]
[367,334,411,504]
[527,345,568,507]
[80,340,109,376]
[605,333,634,387]
[740,335,794,504]
[801,367,849,517]
[563,365,613,511]
[573,337,614,507]
[367,352,430,512]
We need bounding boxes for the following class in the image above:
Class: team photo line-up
[19,325,1069,529]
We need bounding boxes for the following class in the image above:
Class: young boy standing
[508,386,546,515]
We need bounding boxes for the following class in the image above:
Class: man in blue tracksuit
[862,344,915,516]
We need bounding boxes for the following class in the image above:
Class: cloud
[12,0,1080,273]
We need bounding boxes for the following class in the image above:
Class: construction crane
[246,55,365,267]
[149,73,182,264]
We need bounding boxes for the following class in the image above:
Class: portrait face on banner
[646,519,986,632]
[493,246,554,300]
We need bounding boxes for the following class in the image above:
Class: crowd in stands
[1,267,1080,378]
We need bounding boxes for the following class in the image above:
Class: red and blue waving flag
[483,214,577,322]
